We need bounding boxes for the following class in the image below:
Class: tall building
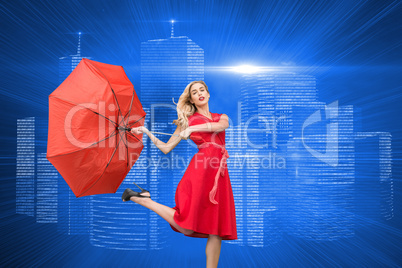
[58,32,91,84]
[237,72,321,246]
[15,33,94,233]
[239,72,319,147]
[16,117,59,223]
[140,35,204,249]
[57,33,92,235]
[16,117,36,217]
[36,118,58,224]
[287,103,356,240]
[354,132,393,221]
[237,71,360,244]
[89,30,205,249]
[237,69,395,242]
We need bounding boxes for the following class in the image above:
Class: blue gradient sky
[1,0,401,266]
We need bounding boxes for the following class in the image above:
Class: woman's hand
[130,126,147,135]
[179,128,192,140]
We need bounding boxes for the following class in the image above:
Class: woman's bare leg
[124,193,194,236]
[206,234,222,268]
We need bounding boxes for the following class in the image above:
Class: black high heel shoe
[122,182,151,201]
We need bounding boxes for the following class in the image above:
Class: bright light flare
[231,65,261,73]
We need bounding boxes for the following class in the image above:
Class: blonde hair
[172,80,209,129]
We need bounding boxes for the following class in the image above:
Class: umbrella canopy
[47,58,145,197]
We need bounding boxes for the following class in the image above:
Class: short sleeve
[215,113,222,122]
[187,114,197,127]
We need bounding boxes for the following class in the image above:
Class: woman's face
[190,83,209,107]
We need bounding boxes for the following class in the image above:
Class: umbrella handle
[148,131,180,137]
[123,127,180,137]
[148,131,191,141]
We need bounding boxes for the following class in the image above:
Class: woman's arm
[188,114,229,133]
[132,125,183,155]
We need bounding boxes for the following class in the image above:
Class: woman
[122,80,237,268]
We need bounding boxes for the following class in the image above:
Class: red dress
[170,112,238,240]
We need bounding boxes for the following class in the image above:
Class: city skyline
[4,0,400,266]
[15,26,393,251]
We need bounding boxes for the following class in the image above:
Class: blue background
[1,0,401,267]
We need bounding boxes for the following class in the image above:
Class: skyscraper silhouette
[57,33,92,235]
[139,35,204,249]
[16,117,36,217]
[90,33,205,250]
[354,132,393,221]
[16,117,59,223]
[237,71,358,244]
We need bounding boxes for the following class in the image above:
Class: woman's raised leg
[125,193,194,236]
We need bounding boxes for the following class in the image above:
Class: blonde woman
[123,80,237,268]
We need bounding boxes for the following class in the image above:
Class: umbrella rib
[125,132,129,168]
[118,131,140,169]
[119,128,140,152]
[119,131,130,168]
[126,131,142,143]
[118,108,126,128]
[116,130,130,168]
[47,129,118,158]
[78,129,124,197]
[127,115,145,128]
[124,89,135,126]
[50,96,118,126]
[117,129,128,147]
[86,61,125,126]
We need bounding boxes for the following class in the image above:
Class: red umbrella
[47,58,146,197]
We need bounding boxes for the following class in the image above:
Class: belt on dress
[197,142,229,205]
